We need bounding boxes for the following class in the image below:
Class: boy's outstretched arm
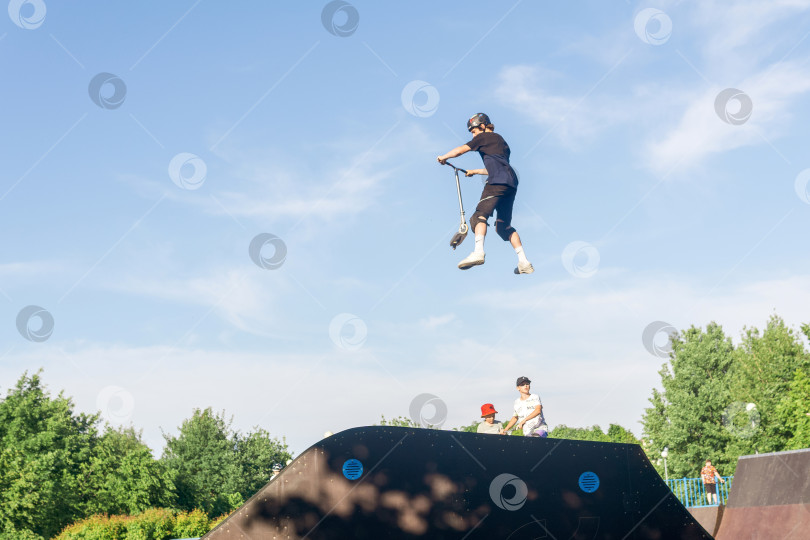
[500,415,519,434]
[519,405,542,429]
[465,168,487,177]
[437,144,472,164]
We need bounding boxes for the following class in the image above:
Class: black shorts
[472,183,517,227]
[705,483,717,495]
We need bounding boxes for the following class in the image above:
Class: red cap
[480,403,498,417]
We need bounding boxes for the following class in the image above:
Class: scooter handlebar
[443,161,467,174]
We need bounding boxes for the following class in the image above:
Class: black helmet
[467,113,491,132]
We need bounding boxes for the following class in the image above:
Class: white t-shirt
[514,393,547,435]
[477,421,503,434]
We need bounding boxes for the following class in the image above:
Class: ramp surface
[715,448,810,540]
[688,506,723,537]
[203,426,712,540]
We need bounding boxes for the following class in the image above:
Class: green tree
[641,323,736,478]
[234,428,293,499]
[0,528,43,540]
[547,424,639,443]
[641,389,667,469]
[452,421,480,433]
[378,415,479,431]
[0,371,97,539]
[82,426,176,516]
[775,369,810,450]
[162,408,290,517]
[606,424,641,444]
[549,424,610,442]
[376,415,423,428]
[162,408,242,517]
[728,315,810,455]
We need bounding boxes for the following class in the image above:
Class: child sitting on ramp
[477,403,503,434]
[501,376,548,437]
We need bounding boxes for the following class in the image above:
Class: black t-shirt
[465,132,518,188]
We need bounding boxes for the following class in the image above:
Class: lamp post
[661,447,669,482]
[747,403,757,429]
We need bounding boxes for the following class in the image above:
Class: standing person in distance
[437,113,534,274]
[700,459,726,505]
[501,376,548,437]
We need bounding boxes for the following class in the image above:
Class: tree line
[641,315,810,479]
[378,414,641,444]
[2,315,807,538]
[377,315,810,479]
[0,371,291,539]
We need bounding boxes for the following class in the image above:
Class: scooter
[443,161,469,250]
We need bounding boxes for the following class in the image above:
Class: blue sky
[2,0,810,456]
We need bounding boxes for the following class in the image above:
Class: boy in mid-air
[437,113,533,274]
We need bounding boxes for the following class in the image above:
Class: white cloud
[688,0,810,69]
[468,272,810,348]
[100,268,291,338]
[6,271,809,457]
[0,338,657,456]
[121,123,443,236]
[646,60,810,174]
[204,123,438,227]
[0,261,76,286]
[214,163,391,223]
[496,2,810,173]
[497,58,810,174]
[418,313,456,330]
[494,65,618,148]
[493,64,681,154]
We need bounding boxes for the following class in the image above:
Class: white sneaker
[458,251,485,270]
[514,260,534,274]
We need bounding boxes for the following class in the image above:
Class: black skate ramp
[203,426,712,539]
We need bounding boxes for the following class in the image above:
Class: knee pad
[469,212,489,231]
[495,220,515,241]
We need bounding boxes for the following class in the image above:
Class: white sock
[515,246,529,264]
[474,234,485,254]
